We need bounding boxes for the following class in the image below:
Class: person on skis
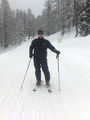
[29,30,60,87]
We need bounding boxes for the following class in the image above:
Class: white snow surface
[0,32,90,120]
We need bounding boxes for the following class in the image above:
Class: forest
[0,0,90,48]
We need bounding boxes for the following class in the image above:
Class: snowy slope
[0,33,90,120]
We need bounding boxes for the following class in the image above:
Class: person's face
[38,34,44,38]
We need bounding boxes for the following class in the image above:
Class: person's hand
[29,53,33,58]
[56,51,60,58]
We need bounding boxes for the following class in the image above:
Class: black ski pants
[34,57,50,83]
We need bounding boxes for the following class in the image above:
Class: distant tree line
[36,0,90,37]
[0,0,36,48]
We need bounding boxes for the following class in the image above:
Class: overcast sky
[8,0,45,17]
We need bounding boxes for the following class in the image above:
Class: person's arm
[29,41,34,58]
[48,41,60,55]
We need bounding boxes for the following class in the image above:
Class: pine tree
[15,9,26,45]
[85,0,90,34]
[1,0,16,48]
[26,9,35,38]
[44,0,52,35]
[0,4,3,47]
[79,0,90,36]
[79,11,88,36]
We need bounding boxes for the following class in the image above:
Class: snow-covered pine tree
[0,4,3,47]
[27,9,32,39]
[36,15,43,33]
[1,0,13,48]
[15,9,27,45]
[85,0,90,34]
[44,0,52,35]
[79,11,88,36]
[56,0,61,31]
[26,8,35,39]
[79,0,90,36]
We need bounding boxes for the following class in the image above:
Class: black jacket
[29,37,60,59]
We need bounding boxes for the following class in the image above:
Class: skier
[29,30,60,87]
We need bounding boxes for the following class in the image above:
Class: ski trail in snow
[0,35,90,120]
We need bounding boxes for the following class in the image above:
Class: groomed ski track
[0,34,90,120]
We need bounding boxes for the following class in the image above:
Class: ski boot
[46,81,50,87]
[36,81,41,86]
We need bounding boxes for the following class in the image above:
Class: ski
[46,85,52,93]
[33,81,43,92]
[33,86,52,92]
[48,88,52,93]
[33,81,52,93]
[33,85,40,92]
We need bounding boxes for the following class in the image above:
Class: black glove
[57,51,60,55]
[56,51,60,58]
[29,53,33,58]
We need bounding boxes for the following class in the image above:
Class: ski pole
[20,59,31,89]
[57,55,60,91]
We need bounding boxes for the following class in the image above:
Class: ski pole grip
[56,54,59,59]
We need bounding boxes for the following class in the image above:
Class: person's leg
[41,58,50,84]
[34,58,41,85]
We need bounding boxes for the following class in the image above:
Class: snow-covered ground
[0,32,90,120]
